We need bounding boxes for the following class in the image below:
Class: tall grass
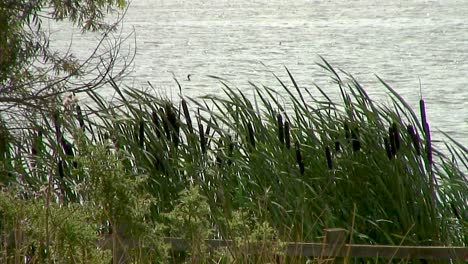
[0,58,466,262]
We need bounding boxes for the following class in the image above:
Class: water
[49,0,467,146]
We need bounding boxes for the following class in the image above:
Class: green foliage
[84,58,466,248]
[0,189,112,263]
[0,59,466,262]
[0,0,127,116]
[165,185,213,263]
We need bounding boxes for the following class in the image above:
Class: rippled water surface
[51,0,468,144]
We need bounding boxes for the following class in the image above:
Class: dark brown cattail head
[247,122,255,149]
[139,120,144,148]
[425,122,433,167]
[420,99,427,134]
[392,123,400,151]
[164,103,180,146]
[197,113,206,154]
[151,110,162,138]
[334,141,341,152]
[384,137,393,160]
[351,128,360,152]
[295,141,304,175]
[199,124,206,153]
[181,99,193,134]
[388,126,397,157]
[61,137,74,157]
[76,105,85,131]
[58,159,64,178]
[325,146,332,169]
[406,125,421,156]
[277,113,284,144]
[284,121,290,149]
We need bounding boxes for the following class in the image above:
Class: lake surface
[50,0,467,145]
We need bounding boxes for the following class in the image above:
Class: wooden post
[322,228,348,263]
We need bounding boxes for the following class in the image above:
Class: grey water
[50,0,467,146]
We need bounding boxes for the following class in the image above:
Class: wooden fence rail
[100,228,468,262]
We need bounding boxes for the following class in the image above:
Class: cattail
[420,99,427,134]
[164,103,179,146]
[384,137,393,160]
[139,120,144,148]
[197,116,206,154]
[61,137,74,157]
[351,128,361,152]
[61,137,77,168]
[407,125,421,155]
[151,111,162,138]
[76,105,85,131]
[334,141,341,152]
[277,113,284,144]
[284,121,290,149]
[425,123,433,167]
[247,122,255,149]
[295,141,304,175]
[196,109,206,152]
[181,99,193,134]
[58,159,64,178]
[388,126,397,157]
[391,123,400,152]
[325,146,332,169]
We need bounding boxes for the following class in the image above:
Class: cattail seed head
[351,128,361,152]
[295,141,304,175]
[407,125,421,156]
[425,122,433,166]
[199,123,206,153]
[420,99,427,134]
[61,137,74,157]
[247,122,255,149]
[392,123,400,152]
[139,120,144,148]
[58,160,64,178]
[164,104,180,146]
[284,121,290,149]
[325,146,332,169]
[335,141,341,152]
[384,137,393,160]
[388,126,397,157]
[277,113,284,144]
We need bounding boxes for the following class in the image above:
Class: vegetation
[0,55,466,262]
[0,1,466,262]
[0,0,130,125]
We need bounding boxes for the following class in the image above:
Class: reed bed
[0,59,466,263]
